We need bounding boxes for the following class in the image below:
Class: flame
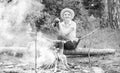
[27,32,56,68]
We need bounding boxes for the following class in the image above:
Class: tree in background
[107,0,120,29]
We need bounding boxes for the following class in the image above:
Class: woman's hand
[55,18,60,22]
[53,18,60,27]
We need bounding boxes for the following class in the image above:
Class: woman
[54,8,79,50]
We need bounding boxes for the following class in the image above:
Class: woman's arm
[65,22,76,36]
[65,27,74,36]
[53,18,60,30]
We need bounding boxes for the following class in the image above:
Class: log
[0,47,116,56]
[64,48,116,55]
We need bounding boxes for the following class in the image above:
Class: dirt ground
[0,51,120,73]
[0,28,120,73]
[67,51,120,73]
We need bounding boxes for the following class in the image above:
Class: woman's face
[63,11,72,20]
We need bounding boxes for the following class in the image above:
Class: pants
[55,35,80,50]
[64,40,78,50]
[55,40,78,50]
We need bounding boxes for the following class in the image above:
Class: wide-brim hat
[60,8,75,20]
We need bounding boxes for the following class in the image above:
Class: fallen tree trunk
[64,48,116,55]
[0,47,116,56]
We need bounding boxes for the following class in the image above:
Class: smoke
[0,0,44,47]
[0,0,59,68]
[0,0,57,67]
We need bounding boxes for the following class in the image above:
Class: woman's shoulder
[59,21,76,26]
[59,21,64,24]
[70,21,76,27]
[71,20,76,24]
[59,22,64,27]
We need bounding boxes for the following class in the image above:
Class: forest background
[37,0,120,50]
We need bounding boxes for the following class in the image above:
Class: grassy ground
[78,28,120,50]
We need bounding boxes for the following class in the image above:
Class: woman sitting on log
[54,8,80,50]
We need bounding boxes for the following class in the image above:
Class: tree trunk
[107,0,120,29]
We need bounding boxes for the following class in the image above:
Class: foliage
[42,0,64,17]
[42,0,84,18]
[41,0,107,30]
[39,0,120,32]
[82,0,105,18]
[41,0,90,31]
[42,0,105,18]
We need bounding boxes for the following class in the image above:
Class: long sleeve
[58,21,77,41]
